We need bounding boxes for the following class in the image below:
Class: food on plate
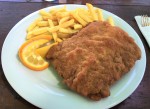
[107,17,114,26]
[46,21,141,100]
[86,3,98,21]
[18,3,141,101]
[19,3,115,71]
[18,35,52,71]
[26,17,43,33]
[25,3,114,42]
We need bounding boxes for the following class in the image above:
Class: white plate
[1,4,146,109]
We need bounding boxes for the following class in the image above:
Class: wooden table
[0,0,150,109]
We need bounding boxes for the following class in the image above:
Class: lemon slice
[18,35,52,71]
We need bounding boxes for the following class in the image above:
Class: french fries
[74,24,82,29]
[107,17,115,26]
[39,9,52,17]
[56,37,63,42]
[59,28,78,34]
[86,3,98,21]
[78,11,93,23]
[97,9,104,21]
[60,19,74,28]
[26,3,115,48]
[37,21,49,27]
[47,26,59,33]
[57,32,72,38]
[27,17,42,32]
[48,19,58,42]
[32,27,48,36]
[71,11,87,27]
[59,16,70,24]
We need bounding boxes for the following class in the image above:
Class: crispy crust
[46,21,141,100]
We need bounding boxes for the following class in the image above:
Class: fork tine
[141,15,149,27]
[141,15,143,26]
[147,16,149,26]
[143,15,146,27]
[143,15,147,26]
[145,15,148,26]
[141,15,144,27]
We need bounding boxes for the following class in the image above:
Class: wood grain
[0,2,150,109]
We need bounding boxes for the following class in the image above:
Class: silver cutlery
[141,15,149,27]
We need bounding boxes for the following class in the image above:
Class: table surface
[0,0,150,109]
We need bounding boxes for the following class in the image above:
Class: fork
[141,15,150,27]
